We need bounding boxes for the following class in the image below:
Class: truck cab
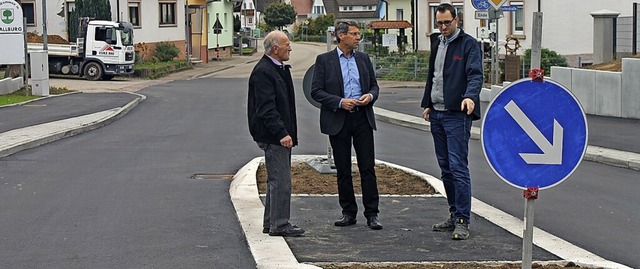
[80,20,135,80]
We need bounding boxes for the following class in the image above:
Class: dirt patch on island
[256,162,437,195]
[255,162,599,269]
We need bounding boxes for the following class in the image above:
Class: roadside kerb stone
[0,92,145,158]
[231,155,631,269]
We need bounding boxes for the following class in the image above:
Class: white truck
[27,19,135,81]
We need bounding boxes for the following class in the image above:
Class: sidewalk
[0,55,637,269]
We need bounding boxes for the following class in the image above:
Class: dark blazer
[247,55,297,146]
[310,49,379,136]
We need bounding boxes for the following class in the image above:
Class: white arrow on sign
[504,100,563,165]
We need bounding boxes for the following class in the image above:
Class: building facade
[414,0,637,66]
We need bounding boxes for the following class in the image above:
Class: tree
[263,3,296,30]
[309,14,335,35]
[68,0,112,41]
[523,48,568,76]
[234,15,241,32]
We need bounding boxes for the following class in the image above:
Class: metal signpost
[212,15,223,61]
[472,0,506,85]
[481,15,588,269]
[482,13,589,269]
[482,78,587,268]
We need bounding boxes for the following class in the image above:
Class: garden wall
[481,58,640,119]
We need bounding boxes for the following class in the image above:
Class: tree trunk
[3,65,22,78]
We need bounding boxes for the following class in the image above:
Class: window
[248,17,253,24]
[429,3,439,31]
[160,1,176,25]
[314,6,324,14]
[453,2,463,28]
[66,1,75,24]
[396,9,403,20]
[21,1,36,26]
[129,1,141,27]
[511,2,524,35]
[95,27,117,45]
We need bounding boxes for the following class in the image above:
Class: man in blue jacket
[421,3,483,240]
[248,31,304,237]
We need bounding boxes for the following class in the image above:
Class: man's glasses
[347,32,361,37]
[436,20,454,27]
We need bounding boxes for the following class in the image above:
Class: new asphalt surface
[1,57,638,269]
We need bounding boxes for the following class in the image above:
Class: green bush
[154,42,180,62]
[523,48,568,76]
[374,52,430,82]
[292,35,325,42]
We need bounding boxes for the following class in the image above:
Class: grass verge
[0,86,73,106]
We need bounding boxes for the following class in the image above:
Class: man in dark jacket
[311,20,382,230]
[247,31,304,237]
[420,3,483,240]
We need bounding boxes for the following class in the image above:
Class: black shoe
[268,224,305,237]
[334,215,357,226]
[262,228,269,234]
[452,219,470,240]
[432,217,455,232]
[366,216,383,230]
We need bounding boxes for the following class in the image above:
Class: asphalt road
[2,41,638,268]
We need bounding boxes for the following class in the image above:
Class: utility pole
[42,0,47,50]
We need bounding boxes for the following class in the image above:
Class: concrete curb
[0,92,145,158]
[230,156,322,269]
[375,107,640,172]
[230,155,632,269]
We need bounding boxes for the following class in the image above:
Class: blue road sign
[472,0,492,10]
[501,5,518,11]
[481,78,588,190]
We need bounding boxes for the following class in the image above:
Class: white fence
[0,77,24,95]
[481,58,640,119]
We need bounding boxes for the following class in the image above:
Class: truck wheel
[84,62,103,81]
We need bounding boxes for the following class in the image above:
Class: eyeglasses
[347,32,361,37]
[436,20,454,27]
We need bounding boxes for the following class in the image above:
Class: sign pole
[521,13,542,269]
[23,17,30,96]
[522,187,538,269]
[530,12,543,70]
[493,11,500,84]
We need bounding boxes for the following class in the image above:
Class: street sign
[501,5,518,12]
[477,27,490,38]
[481,78,588,190]
[0,0,25,64]
[475,11,489,20]
[472,0,491,10]
[488,0,508,10]
[212,17,223,34]
[382,34,396,47]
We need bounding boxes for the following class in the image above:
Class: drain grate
[191,174,234,180]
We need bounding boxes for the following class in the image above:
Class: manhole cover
[191,174,233,180]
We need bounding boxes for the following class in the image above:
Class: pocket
[257,142,268,151]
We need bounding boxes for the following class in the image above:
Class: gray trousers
[257,142,292,232]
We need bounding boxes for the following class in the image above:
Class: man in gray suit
[311,20,382,230]
[248,31,304,237]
